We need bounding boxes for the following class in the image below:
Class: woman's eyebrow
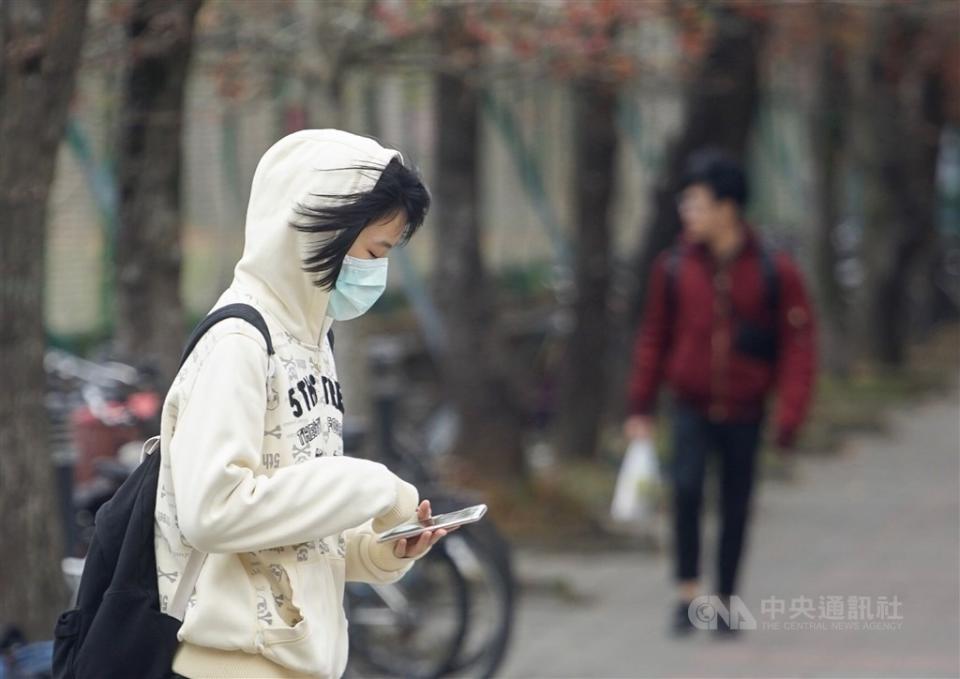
[376,239,395,250]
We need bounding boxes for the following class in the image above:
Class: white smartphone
[375,503,488,543]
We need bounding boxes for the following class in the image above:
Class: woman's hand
[392,499,456,559]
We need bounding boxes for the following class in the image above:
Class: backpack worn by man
[52,304,274,679]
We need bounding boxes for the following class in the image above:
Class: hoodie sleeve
[169,331,416,554]
[627,253,672,416]
[343,519,423,584]
[773,255,817,447]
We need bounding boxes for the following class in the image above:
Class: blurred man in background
[624,150,816,636]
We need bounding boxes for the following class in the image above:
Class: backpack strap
[168,303,274,622]
[757,244,780,321]
[179,303,275,369]
[665,245,682,310]
[668,243,780,319]
[169,551,204,621]
[663,245,683,336]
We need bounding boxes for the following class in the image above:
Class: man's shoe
[671,600,696,636]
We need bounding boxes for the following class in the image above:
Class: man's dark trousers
[671,402,763,597]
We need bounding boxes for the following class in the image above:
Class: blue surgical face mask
[326,255,389,321]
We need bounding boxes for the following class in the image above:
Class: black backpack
[52,304,274,679]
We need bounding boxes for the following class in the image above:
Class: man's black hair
[679,148,749,208]
[292,157,430,290]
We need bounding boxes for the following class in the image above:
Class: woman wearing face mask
[155,130,445,679]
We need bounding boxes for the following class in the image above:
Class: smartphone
[375,503,488,543]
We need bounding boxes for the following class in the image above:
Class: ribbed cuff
[372,477,419,532]
[368,538,415,572]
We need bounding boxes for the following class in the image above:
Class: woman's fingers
[417,499,431,520]
[394,523,452,559]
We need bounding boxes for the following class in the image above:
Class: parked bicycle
[45,348,161,557]
[343,337,515,679]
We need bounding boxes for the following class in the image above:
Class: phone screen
[376,504,487,543]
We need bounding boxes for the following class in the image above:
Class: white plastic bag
[610,438,660,524]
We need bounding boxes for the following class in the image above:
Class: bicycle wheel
[346,545,469,679]
[443,521,515,678]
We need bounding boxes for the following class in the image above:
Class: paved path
[500,391,960,678]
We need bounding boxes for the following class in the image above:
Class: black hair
[292,157,430,290]
[679,148,749,208]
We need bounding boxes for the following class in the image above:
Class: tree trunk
[631,8,765,323]
[554,77,618,459]
[0,0,89,638]
[850,10,899,365]
[433,6,525,479]
[851,7,944,366]
[114,0,202,386]
[903,52,948,341]
[811,3,851,376]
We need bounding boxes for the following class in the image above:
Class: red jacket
[627,231,816,446]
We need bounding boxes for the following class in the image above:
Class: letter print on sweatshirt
[260,333,348,560]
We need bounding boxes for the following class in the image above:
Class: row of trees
[1,0,957,637]
[384,1,959,475]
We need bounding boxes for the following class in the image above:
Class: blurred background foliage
[2,0,959,636]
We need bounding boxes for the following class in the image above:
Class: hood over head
[233,129,401,344]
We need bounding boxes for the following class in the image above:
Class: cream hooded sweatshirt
[154,130,421,679]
